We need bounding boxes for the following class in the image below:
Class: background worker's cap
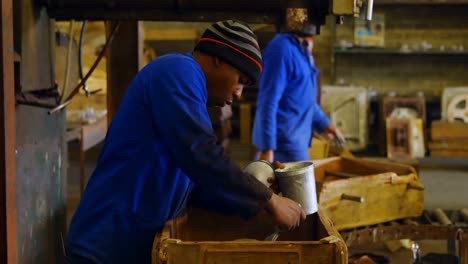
[194,20,262,85]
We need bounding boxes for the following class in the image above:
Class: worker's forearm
[258,150,274,162]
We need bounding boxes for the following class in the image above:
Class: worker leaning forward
[65,20,306,264]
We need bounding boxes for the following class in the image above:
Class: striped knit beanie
[194,20,262,84]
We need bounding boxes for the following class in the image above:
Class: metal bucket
[275,161,317,215]
[242,160,275,188]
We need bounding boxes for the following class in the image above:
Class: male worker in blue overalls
[253,9,342,162]
[65,20,305,263]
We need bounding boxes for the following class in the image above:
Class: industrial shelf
[333,47,468,55]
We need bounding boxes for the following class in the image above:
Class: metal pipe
[48,100,72,114]
[341,193,364,203]
[407,183,425,191]
[461,208,468,223]
[366,0,374,21]
[433,208,452,226]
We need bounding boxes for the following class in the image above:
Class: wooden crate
[429,121,468,157]
[381,96,426,121]
[386,118,425,159]
[152,207,347,264]
[379,96,426,154]
[314,157,424,230]
[309,137,330,160]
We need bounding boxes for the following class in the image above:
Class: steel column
[0,0,18,263]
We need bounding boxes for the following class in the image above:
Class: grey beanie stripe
[220,21,258,45]
[208,26,261,57]
[224,20,256,38]
[194,20,262,84]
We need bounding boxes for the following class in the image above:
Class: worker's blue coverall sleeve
[312,95,331,133]
[65,54,272,264]
[144,57,273,217]
[252,47,289,151]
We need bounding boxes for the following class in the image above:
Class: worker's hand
[267,161,285,194]
[323,125,345,145]
[258,150,274,163]
[266,193,306,231]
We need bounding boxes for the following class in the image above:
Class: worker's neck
[193,50,216,79]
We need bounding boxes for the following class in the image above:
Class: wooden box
[152,207,347,264]
[429,120,468,157]
[314,157,424,230]
[386,118,425,159]
[309,137,330,160]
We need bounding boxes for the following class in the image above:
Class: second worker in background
[253,8,341,162]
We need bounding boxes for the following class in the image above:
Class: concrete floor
[66,140,468,262]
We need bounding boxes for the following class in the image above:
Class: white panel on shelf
[321,85,369,151]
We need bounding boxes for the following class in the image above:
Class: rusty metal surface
[340,210,468,264]
[1,0,18,262]
[15,105,67,264]
[341,224,462,246]
[19,0,54,92]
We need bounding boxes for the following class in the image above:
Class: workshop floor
[66,140,468,263]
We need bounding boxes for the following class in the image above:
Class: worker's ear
[213,57,223,68]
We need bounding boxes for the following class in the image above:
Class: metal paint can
[242,160,275,188]
[275,161,318,215]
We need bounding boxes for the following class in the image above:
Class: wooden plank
[106,21,143,124]
[428,140,468,150]
[430,149,468,157]
[431,121,468,140]
[144,29,200,41]
[81,116,108,151]
[0,0,17,262]
[239,103,252,145]
[65,128,80,142]
[309,137,330,160]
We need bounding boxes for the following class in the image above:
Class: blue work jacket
[252,33,330,155]
[66,53,272,263]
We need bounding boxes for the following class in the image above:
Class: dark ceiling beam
[49,9,283,24]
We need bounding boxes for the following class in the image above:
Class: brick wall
[313,5,468,97]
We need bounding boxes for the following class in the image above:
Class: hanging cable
[51,21,121,114]
[61,20,75,100]
[78,20,90,96]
